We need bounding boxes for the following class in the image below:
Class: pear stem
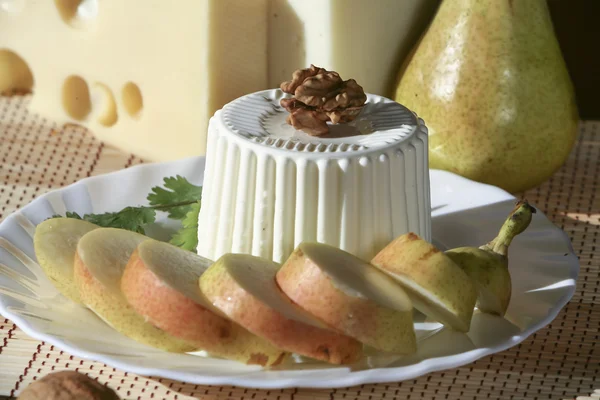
[481,200,536,256]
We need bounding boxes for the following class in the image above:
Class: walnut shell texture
[279,65,367,136]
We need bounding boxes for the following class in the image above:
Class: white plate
[0,156,578,389]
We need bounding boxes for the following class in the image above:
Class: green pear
[446,201,536,316]
[394,0,578,193]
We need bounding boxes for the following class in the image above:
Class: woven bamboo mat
[0,95,598,399]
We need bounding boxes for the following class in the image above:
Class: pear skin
[200,253,363,365]
[121,240,288,366]
[371,233,477,332]
[446,248,511,315]
[446,200,536,316]
[74,228,194,353]
[277,242,416,354]
[33,218,98,303]
[394,0,578,193]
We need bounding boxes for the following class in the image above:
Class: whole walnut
[18,371,120,400]
[279,65,367,136]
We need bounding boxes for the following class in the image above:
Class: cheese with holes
[0,0,438,161]
[0,0,268,160]
[268,0,440,96]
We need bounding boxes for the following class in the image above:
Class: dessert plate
[0,156,578,389]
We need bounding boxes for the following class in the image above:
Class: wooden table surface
[0,95,598,399]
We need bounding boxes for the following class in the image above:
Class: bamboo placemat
[0,95,598,399]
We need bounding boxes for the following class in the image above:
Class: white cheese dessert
[197,89,431,263]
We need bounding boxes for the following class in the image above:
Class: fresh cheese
[197,90,431,263]
[268,0,440,96]
[0,0,268,160]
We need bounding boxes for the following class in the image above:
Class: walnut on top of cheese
[279,64,367,136]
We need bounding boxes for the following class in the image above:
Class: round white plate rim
[0,156,579,389]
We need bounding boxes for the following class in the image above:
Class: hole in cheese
[62,75,91,121]
[0,49,33,94]
[92,83,118,127]
[122,82,143,118]
[54,0,97,29]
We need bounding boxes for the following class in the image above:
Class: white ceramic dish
[0,156,578,389]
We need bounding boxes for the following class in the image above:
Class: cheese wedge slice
[121,240,287,366]
[199,253,363,364]
[33,217,99,303]
[0,1,268,161]
[276,242,416,354]
[371,233,477,332]
[74,228,193,352]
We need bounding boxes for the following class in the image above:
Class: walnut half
[280,65,367,136]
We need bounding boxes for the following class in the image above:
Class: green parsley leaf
[169,201,200,251]
[65,211,83,219]
[83,207,156,234]
[53,207,156,234]
[147,175,202,220]
[53,175,201,240]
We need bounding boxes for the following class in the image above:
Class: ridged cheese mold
[197,89,431,263]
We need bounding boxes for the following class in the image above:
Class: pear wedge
[33,217,98,303]
[199,253,363,365]
[74,228,194,352]
[445,249,511,316]
[446,201,536,316]
[121,240,287,366]
[371,233,477,332]
[277,242,416,354]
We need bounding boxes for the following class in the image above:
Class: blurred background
[547,0,600,119]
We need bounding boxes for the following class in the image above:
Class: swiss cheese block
[268,0,440,96]
[0,0,268,161]
[0,0,438,160]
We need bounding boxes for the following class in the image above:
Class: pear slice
[33,217,99,303]
[121,240,287,366]
[445,249,511,316]
[371,233,477,332]
[199,253,363,365]
[276,242,416,354]
[445,201,536,316]
[74,228,194,352]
